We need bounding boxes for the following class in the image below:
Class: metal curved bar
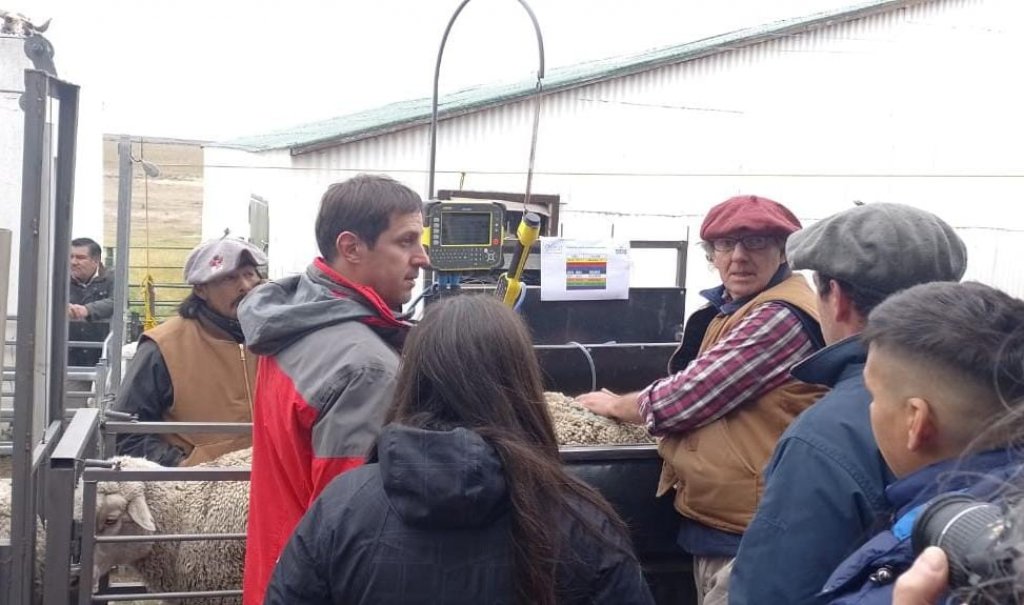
[427,0,546,199]
[517,0,546,209]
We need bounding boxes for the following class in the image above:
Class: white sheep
[0,478,9,529]
[91,447,251,605]
[0,477,46,604]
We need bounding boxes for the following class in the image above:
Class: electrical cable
[566,340,597,393]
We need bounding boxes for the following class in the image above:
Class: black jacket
[266,424,655,605]
[68,267,114,367]
[111,338,183,466]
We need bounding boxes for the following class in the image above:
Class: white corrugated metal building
[204,0,1024,315]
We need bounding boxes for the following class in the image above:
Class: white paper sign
[539,238,630,301]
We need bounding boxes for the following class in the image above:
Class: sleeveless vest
[145,316,256,466]
[656,275,828,533]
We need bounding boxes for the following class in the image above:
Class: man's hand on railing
[68,304,89,320]
[102,409,137,421]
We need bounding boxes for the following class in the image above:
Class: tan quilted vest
[145,316,256,466]
[656,275,828,534]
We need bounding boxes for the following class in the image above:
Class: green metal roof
[214,0,924,155]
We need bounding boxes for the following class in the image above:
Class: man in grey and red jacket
[238,174,430,605]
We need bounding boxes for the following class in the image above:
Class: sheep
[90,447,251,605]
[545,391,654,446]
[1,477,13,545]
[1,477,46,604]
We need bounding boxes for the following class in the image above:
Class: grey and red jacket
[238,258,412,605]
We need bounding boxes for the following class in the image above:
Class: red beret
[700,195,802,240]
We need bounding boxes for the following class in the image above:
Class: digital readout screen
[440,212,491,246]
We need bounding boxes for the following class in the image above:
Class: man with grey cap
[729,203,967,605]
[113,237,266,466]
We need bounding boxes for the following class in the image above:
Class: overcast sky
[9,0,860,141]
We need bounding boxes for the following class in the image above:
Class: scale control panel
[424,201,505,271]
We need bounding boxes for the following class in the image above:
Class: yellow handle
[497,213,541,307]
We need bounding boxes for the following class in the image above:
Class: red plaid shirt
[637,301,815,436]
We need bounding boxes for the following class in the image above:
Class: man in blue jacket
[819,280,1024,604]
[729,204,967,605]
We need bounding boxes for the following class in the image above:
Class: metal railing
[41,408,253,604]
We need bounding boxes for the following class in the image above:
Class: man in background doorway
[67,237,113,405]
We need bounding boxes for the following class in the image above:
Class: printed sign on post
[539,238,630,301]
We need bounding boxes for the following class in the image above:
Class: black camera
[911,493,1021,602]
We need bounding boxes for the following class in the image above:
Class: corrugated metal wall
[205,0,1024,308]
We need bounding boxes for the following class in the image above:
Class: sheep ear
[127,495,156,531]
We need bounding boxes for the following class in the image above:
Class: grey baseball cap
[183,238,268,285]
[787,203,967,295]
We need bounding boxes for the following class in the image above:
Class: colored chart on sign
[540,238,630,301]
[566,255,608,290]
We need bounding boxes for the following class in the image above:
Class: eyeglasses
[710,235,775,252]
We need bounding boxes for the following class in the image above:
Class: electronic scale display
[424,201,505,270]
[441,212,492,246]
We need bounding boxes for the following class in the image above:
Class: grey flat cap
[184,238,268,285]
[787,203,967,295]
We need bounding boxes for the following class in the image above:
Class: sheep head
[89,459,159,585]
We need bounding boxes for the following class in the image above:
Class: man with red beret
[579,195,827,605]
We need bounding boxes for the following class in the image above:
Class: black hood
[378,425,508,529]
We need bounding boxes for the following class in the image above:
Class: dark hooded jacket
[239,258,413,605]
[265,424,655,605]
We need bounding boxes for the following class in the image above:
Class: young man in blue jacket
[729,204,967,605]
[819,280,1024,604]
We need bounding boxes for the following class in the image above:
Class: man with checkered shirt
[579,195,828,605]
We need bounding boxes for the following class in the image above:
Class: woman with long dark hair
[264,295,654,605]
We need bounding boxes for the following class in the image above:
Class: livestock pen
[34,388,694,603]
[40,408,251,604]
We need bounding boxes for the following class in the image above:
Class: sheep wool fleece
[91,449,253,605]
[237,258,412,605]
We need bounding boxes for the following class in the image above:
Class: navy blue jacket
[730,337,895,605]
[265,424,654,605]
[820,449,1024,604]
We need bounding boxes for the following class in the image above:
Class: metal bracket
[23,33,56,75]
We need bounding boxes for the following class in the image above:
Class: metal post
[47,78,78,425]
[107,139,133,390]
[77,478,98,605]
[92,359,111,455]
[0,229,10,375]
[10,68,80,605]
[44,409,99,604]
[9,67,49,605]
[43,464,76,605]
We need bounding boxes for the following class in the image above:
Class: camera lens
[912,493,1007,590]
